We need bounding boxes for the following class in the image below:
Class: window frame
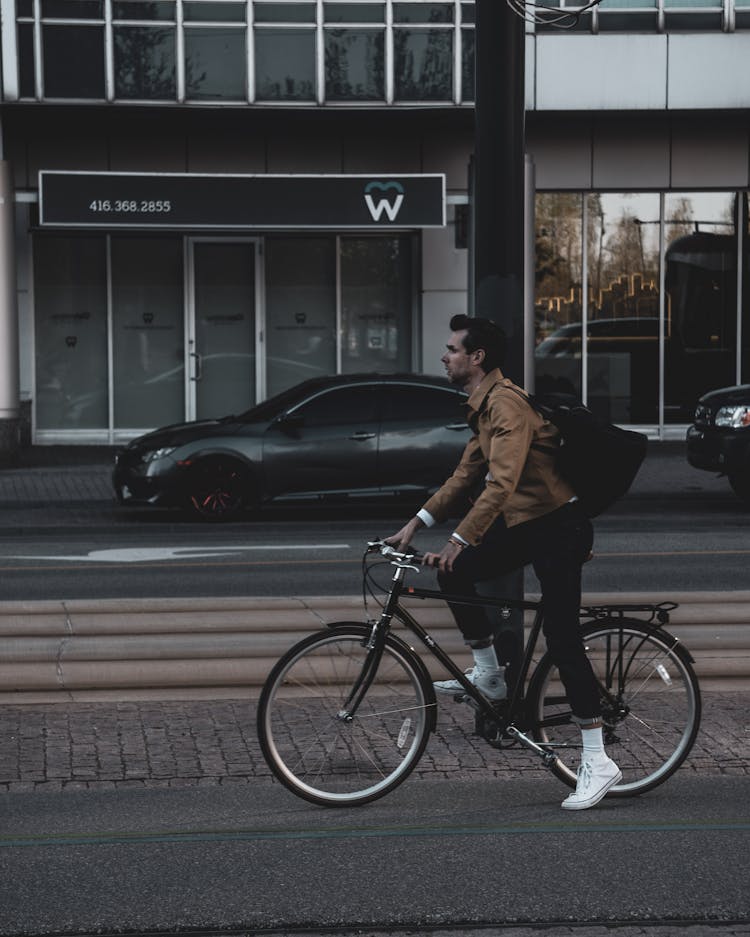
[9,0,476,104]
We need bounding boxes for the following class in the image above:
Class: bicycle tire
[527,618,701,797]
[257,624,437,806]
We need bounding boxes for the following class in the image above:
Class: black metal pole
[473,0,527,671]
[474,0,526,385]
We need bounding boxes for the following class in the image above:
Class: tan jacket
[420,368,575,545]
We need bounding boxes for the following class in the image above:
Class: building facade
[0,0,748,454]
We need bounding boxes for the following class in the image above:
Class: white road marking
[8,545,351,563]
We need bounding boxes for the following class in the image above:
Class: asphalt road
[0,495,748,599]
[1,447,749,936]
[1,773,748,935]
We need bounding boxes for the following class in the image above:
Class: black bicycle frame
[357,560,545,728]
[393,582,545,725]
[347,557,682,765]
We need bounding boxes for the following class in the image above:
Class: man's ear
[472,347,486,366]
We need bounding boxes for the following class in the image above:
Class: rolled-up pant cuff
[572,714,602,726]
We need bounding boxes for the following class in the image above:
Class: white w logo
[364,181,405,222]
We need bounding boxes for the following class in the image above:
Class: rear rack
[580,601,678,625]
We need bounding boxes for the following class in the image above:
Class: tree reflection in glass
[325,29,384,100]
[114,23,177,99]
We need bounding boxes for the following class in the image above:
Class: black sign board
[39,171,445,229]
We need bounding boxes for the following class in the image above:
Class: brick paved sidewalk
[1,690,747,793]
[0,464,112,504]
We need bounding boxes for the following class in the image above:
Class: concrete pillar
[0,161,20,466]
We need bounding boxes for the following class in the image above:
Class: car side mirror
[276,412,304,433]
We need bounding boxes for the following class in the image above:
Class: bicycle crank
[502,725,560,768]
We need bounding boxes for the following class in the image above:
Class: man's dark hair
[449,314,507,372]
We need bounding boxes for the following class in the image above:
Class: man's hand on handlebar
[422,540,463,574]
[382,515,464,573]
[383,516,425,553]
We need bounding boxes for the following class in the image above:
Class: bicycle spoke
[531,621,700,796]
[258,628,433,805]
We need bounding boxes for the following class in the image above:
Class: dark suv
[686,384,750,503]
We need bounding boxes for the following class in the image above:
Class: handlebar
[366,539,424,565]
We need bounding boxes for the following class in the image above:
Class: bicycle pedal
[452,691,477,707]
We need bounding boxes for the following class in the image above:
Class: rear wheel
[528,619,701,796]
[184,458,252,521]
[257,625,436,806]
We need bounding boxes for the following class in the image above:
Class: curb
[1,591,749,702]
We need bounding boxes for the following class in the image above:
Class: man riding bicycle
[386,314,622,811]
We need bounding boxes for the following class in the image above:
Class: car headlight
[714,405,750,429]
[142,446,177,463]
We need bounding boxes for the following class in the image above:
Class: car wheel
[185,458,253,521]
[728,472,750,504]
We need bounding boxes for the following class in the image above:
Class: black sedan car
[113,373,470,520]
[686,384,750,503]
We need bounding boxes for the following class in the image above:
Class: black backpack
[513,389,648,517]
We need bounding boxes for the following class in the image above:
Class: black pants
[437,501,600,720]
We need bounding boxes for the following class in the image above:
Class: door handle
[445,422,467,431]
[349,432,376,441]
[190,352,202,382]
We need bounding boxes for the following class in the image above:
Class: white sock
[581,726,606,760]
[471,644,501,673]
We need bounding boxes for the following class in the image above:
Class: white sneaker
[561,755,622,810]
[433,666,507,701]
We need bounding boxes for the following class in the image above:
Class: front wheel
[528,619,701,796]
[257,625,436,806]
[184,458,252,521]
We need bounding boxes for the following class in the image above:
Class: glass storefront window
[193,242,257,420]
[114,25,176,98]
[461,1,475,21]
[394,28,453,101]
[265,239,337,398]
[113,1,175,20]
[185,27,246,99]
[183,2,246,21]
[663,0,722,29]
[34,237,108,431]
[596,0,659,32]
[41,0,103,17]
[460,25,474,101]
[17,0,474,103]
[17,22,35,97]
[31,232,415,439]
[325,29,385,100]
[323,3,384,23]
[664,192,738,421]
[586,193,660,423]
[534,193,584,399]
[42,25,105,97]
[254,2,317,22]
[254,27,316,100]
[536,190,749,428]
[340,236,412,373]
[112,238,184,429]
[393,3,454,22]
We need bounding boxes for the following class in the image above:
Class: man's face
[441,330,482,386]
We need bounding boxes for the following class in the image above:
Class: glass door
[188,239,260,421]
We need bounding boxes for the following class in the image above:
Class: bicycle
[257,540,701,807]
